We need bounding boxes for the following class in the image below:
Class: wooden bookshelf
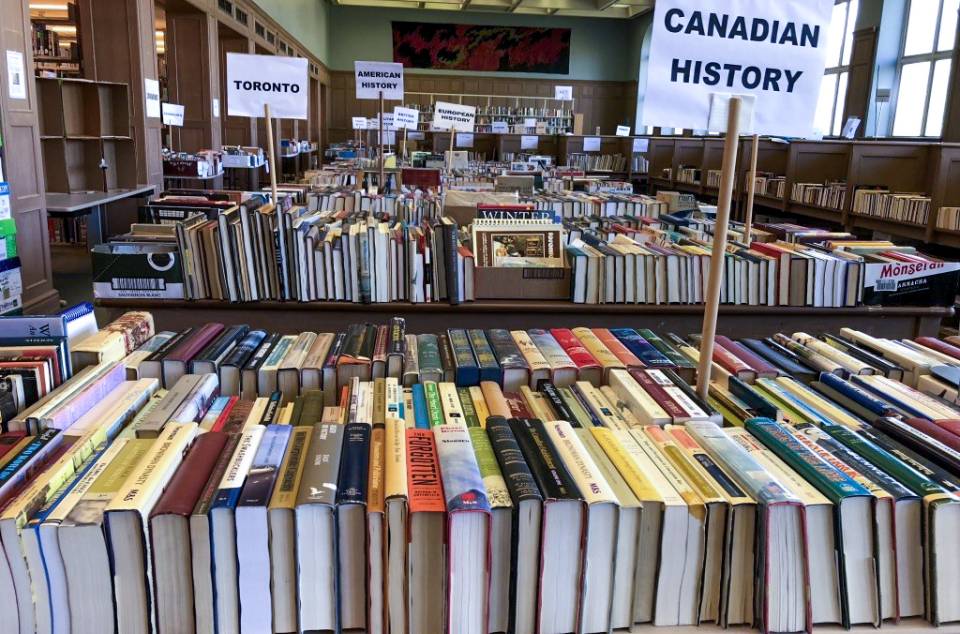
[94,299,950,339]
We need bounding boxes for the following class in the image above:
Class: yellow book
[71,330,128,369]
[572,327,625,379]
[269,426,313,510]
[519,386,557,422]
[321,406,342,424]
[468,386,490,426]
[575,381,630,431]
[402,388,416,428]
[437,382,467,427]
[373,378,387,425]
[773,376,866,430]
[599,386,642,428]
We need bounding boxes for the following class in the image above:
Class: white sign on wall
[5,51,26,100]
[520,135,538,150]
[432,101,476,132]
[161,103,185,126]
[227,53,309,119]
[352,116,368,130]
[583,137,601,151]
[393,106,419,130]
[144,78,161,118]
[212,98,220,118]
[555,85,573,101]
[632,138,650,152]
[642,0,834,137]
[456,132,474,148]
[615,125,631,136]
[355,61,404,100]
[523,117,537,129]
[491,121,509,134]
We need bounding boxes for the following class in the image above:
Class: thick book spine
[405,428,446,513]
[411,384,430,429]
[437,334,455,381]
[637,329,695,370]
[433,424,490,512]
[337,423,371,505]
[423,382,444,427]
[610,329,674,368]
[485,329,529,371]
[626,369,686,420]
[443,221,461,305]
[238,424,292,506]
[508,418,582,501]
[151,431,230,517]
[486,417,543,504]
[468,329,502,383]
[549,328,599,370]
[458,387,481,428]
[447,329,479,386]
[539,382,577,424]
[388,317,406,356]
[296,423,344,507]
[417,334,443,378]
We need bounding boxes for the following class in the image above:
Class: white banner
[161,103,185,126]
[432,101,476,132]
[227,53,308,119]
[642,0,834,137]
[355,61,404,100]
[555,85,573,101]
[393,106,419,130]
[352,116,368,130]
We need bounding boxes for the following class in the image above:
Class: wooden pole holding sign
[264,104,279,208]
[378,91,385,191]
[696,97,742,400]
[447,130,455,173]
[742,133,759,243]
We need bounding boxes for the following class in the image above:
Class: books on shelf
[853,188,932,226]
[5,314,960,633]
[791,181,847,210]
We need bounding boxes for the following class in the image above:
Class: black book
[335,422,371,630]
[727,376,780,420]
[539,382,577,426]
[240,333,281,400]
[871,416,960,477]
[139,328,193,382]
[822,334,905,381]
[191,324,250,374]
[855,424,960,494]
[740,338,817,382]
[387,317,406,378]
[437,333,456,383]
[485,416,544,634]
[441,217,460,305]
[508,418,581,501]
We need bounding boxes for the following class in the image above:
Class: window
[814,0,859,136]
[892,0,959,136]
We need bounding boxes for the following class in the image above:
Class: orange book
[592,328,645,368]
[480,380,511,420]
[405,429,446,512]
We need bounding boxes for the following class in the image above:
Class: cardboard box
[475,266,570,300]
[92,243,186,299]
[862,260,960,306]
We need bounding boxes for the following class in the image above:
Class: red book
[915,337,960,362]
[715,336,779,378]
[549,328,602,386]
[149,432,230,519]
[901,417,960,454]
[405,429,445,514]
[710,340,758,382]
[933,419,960,438]
[592,329,644,368]
[372,325,389,378]
[0,432,27,460]
[627,368,686,420]
[503,392,533,419]
[161,323,225,388]
[210,397,248,433]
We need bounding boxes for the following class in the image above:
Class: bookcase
[30,1,83,78]
[497,134,561,162]
[431,132,498,162]
[36,77,136,193]
[646,136,960,248]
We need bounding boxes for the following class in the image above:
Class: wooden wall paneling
[83,0,164,189]
[843,27,878,138]
[0,0,58,311]
[166,11,222,158]
[219,36,255,147]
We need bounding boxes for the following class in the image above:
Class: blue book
[411,384,430,429]
[337,423,371,506]
[447,329,479,386]
[823,373,898,417]
[727,376,780,420]
[609,328,673,368]
[237,425,292,506]
[467,329,501,384]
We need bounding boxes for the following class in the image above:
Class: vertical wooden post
[696,97,742,400]
[403,127,408,160]
[378,91,385,191]
[264,104,279,206]
[447,130,456,172]
[742,133,760,243]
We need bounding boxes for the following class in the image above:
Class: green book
[423,381,444,427]
[467,427,512,508]
[637,329,696,378]
[417,334,443,383]
[298,389,325,425]
[457,387,480,428]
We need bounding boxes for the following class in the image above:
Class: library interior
[4,0,960,633]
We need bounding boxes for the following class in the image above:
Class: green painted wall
[253,0,331,63]
[327,5,646,81]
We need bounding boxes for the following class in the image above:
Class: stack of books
[751,172,786,199]
[677,166,701,185]
[526,191,667,219]
[566,153,629,172]
[937,206,960,231]
[791,181,847,210]
[3,313,960,634]
[853,188,932,226]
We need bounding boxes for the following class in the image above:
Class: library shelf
[629,621,941,633]
[93,299,951,339]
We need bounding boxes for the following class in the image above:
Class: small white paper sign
[615,125,631,136]
[491,121,509,134]
[145,78,161,118]
[5,51,26,100]
[456,132,474,148]
[378,130,396,145]
[408,131,425,140]
[583,137,601,152]
[382,113,395,130]
[707,93,756,133]
[432,101,476,132]
[555,85,573,101]
[523,118,537,129]
[161,103,185,126]
[212,98,220,118]
[352,116,368,130]
[643,0,834,137]
[354,61,404,100]
[227,53,308,119]
[393,106,419,130]
[632,138,650,152]
[842,116,861,139]
[520,135,538,150]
